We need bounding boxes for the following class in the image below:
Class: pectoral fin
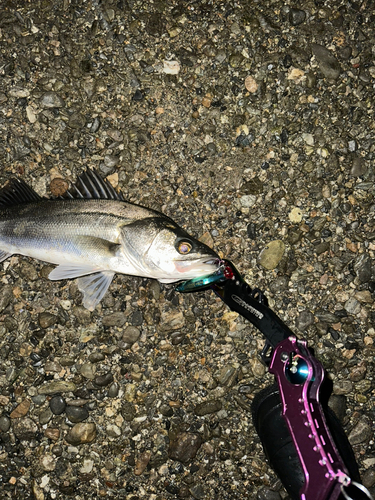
[48,265,115,311]
[77,272,115,311]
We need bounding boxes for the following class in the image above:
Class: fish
[0,169,219,310]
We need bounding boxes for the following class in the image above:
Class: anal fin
[77,272,115,311]
[48,264,101,280]
[0,250,12,263]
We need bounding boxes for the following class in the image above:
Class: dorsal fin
[64,169,125,201]
[0,178,43,207]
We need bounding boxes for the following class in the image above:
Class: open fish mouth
[203,258,221,265]
[174,256,220,273]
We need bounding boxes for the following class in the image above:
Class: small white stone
[289,207,303,223]
[80,459,94,474]
[26,105,37,123]
[163,60,180,75]
[60,300,71,310]
[302,133,314,146]
[240,194,257,207]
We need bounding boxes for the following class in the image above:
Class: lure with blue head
[176,265,226,292]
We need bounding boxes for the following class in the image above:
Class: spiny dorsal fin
[0,178,43,207]
[64,169,125,201]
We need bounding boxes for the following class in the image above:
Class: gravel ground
[0,1,375,499]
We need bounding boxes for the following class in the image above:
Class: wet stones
[159,310,185,333]
[10,398,30,418]
[257,240,286,270]
[39,91,65,108]
[66,405,89,423]
[295,310,315,332]
[102,311,127,327]
[0,285,13,313]
[311,43,341,80]
[49,395,66,415]
[38,311,58,329]
[194,400,222,416]
[38,381,77,395]
[65,422,97,445]
[0,415,11,432]
[353,254,372,283]
[94,372,114,387]
[168,431,203,463]
[122,326,141,344]
[348,416,372,445]
[289,8,306,26]
[12,417,38,440]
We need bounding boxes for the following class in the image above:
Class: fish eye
[177,241,192,254]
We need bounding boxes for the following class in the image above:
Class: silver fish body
[0,170,219,310]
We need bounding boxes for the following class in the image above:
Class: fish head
[121,217,220,282]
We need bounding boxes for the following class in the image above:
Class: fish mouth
[174,256,221,276]
[203,258,220,265]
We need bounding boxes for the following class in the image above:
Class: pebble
[108,382,119,398]
[353,254,372,283]
[0,415,11,432]
[65,422,97,445]
[250,358,267,378]
[350,156,367,177]
[122,326,141,344]
[194,400,222,416]
[328,395,347,422]
[311,43,341,80]
[80,363,97,379]
[38,311,58,329]
[80,459,94,474]
[215,365,237,386]
[104,424,121,440]
[134,450,151,475]
[131,310,143,326]
[189,483,206,500]
[40,454,56,472]
[102,312,126,327]
[50,177,69,196]
[289,207,303,223]
[295,310,315,331]
[163,60,180,75]
[38,381,77,395]
[350,362,367,382]
[344,297,361,315]
[66,405,89,423]
[0,285,13,313]
[348,417,372,445]
[10,398,31,418]
[168,431,202,464]
[333,380,353,395]
[289,8,306,26]
[362,469,375,489]
[9,86,30,98]
[12,417,38,440]
[257,487,282,500]
[68,112,86,129]
[240,194,257,207]
[39,408,53,425]
[159,310,185,333]
[257,240,285,270]
[244,75,258,93]
[94,372,114,387]
[39,91,65,108]
[45,428,60,441]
